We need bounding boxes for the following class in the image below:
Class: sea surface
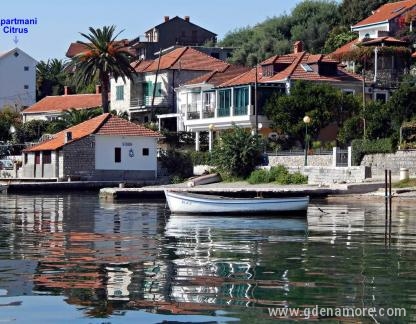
[0,193,415,323]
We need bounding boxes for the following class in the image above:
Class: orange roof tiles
[184,65,250,86]
[25,114,161,152]
[218,51,361,88]
[142,47,229,72]
[330,38,361,58]
[22,94,102,114]
[352,0,416,28]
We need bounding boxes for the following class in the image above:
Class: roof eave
[351,20,389,30]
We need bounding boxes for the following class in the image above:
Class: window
[24,153,28,165]
[116,85,124,100]
[342,89,355,96]
[24,85,29,89]
[218,89,231,117]
[375,92,387,103]
[24,66,29,71]
[43,151,51,164]
[234,87,249,115]
[300,63,313,72]
[142,148,149,156]
[114,147,121,163]
[35,152,40,165]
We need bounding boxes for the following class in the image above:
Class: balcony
[218,107,230,117]
[234,106,248,116]
[130,96,172,108]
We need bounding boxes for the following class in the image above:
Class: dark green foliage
[351,138,395,166]
[36,59,69,100]
[247,169,270,184]
[14,120,50,143]
[339,0,391,27]
[70,26,136,113]
[159,150,193,180]
[47,107,103,133]
[265,81,360,146]
[189,151,213,166]
[219,1,340,65]
[323,26,358,53]
[247,165,308,184]
[211,126,262,178]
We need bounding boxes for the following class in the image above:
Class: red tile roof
[184,65,250,86]
[22,94,102,114]
[360,36,407,46]
[352,0,416,28]
[218,51,362,87]
[142,47,229,72]
[132,59,154,72]
[25,114,161,152]
[330,39,361,58]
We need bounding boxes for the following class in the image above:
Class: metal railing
[130,96,171,107]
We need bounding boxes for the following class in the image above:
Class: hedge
[351,138,395,166]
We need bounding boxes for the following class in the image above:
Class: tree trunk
[100,73,110,113]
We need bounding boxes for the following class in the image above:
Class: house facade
[110,46,230,129]
[176,42,363,150]
[0,47,37,111]
[21,87,102,122]
[351,0,416,40]
[21,113,161,181]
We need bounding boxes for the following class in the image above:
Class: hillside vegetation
[219,0,392,66]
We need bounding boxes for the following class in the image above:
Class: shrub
[248,169,270,184]
[351,138,395,166]
[288,172,308,184]
[189,150,212,165]
[269,165,289,183]
[159,150,193,178]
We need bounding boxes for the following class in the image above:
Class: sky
[0,0,305,62]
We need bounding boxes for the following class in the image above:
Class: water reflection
[0,194,415,323]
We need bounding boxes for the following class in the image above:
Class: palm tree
[70,26,136,113]
[36,59,68,100]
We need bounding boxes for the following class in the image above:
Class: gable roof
[22,93,102,114]
[218,51,361,88]
[0,47,37,62]
[352,0,416,28]
[145,16,216,37]
[25,114,161,152]
[141,46,229,72]
[183,65,250,86]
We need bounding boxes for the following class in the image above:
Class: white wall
[353,24,389,40]
[0,48,37,111]
[95,135,157,171]
[110,77,132,113]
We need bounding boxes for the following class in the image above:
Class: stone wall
[361,150,416,178]
[268,154,332,167]
[63,136,95,180]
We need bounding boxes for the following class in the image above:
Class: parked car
[0,159,13,170]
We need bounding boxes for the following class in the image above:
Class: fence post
[332,147,337,167]
[348,146,352,167]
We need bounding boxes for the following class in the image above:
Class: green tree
[47,107,103,133]
[211,125,262,179]
[323,26,358,53]
[70,26,136,113]
[265,81,360,146]
[339,0,391,27]
[14,120,49,143]
[36,59,69,100]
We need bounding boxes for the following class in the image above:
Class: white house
[21,113,161,181]
[0,47,37,111]
[110,46,229,129]
[351,0,416,40]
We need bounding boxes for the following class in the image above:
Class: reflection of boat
[164,190,309,215]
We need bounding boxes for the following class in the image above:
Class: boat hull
[164,190,309,215]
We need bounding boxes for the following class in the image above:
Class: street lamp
[303,116,311,166]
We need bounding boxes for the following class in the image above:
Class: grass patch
[393,178,416,188]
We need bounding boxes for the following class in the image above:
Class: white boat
[164,190,309,215]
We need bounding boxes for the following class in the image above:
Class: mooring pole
[385,169,388,245]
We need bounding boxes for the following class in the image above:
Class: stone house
[21,113,161,181]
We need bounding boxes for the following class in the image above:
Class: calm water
[0,193,415,323]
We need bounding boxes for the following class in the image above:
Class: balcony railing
[130,96,171,108]
[218,107,230,117]
[187,111,200,120]
[234,106,248,116]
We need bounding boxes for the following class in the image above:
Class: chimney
[164,16,169,22]
[65,131,72,143]
[293,41,303,54]
[184,16,190,22]
[95,84,101,94]
[64,86,70,95]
